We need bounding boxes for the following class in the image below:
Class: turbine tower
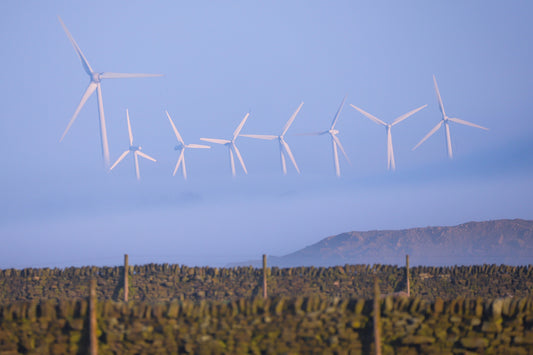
[57,16,163,168]
[110,110,156,180]
[200,113,251,177]
[413,75,488,158]
[302,96,350,177]
[166,111,210,179]
[241,102,304,175]
[350,104,427,170]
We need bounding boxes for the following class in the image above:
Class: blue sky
[1,1,532,268]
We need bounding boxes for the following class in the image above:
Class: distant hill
[234,219,533,267]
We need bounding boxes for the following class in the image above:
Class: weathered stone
[401,335,435,345]
[513,333,533,345]
[449,315,462,323]
[492,299,503,319]
[470,317,481,327]
[347,316,366,329]
[460,337,489,349]
[67,318,84,331]
[433,298,444,314]
[481,320,502,333]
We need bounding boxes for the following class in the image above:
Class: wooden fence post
[406,254,410,297]
[373,277,382,355]
[89,279,98,355]
[124,254,129,302]
[262,254,267,299]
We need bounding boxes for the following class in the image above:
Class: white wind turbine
[57,16,163,168]
[110,110,156,180]
[413,75,488,158]
[200,113,251,177]
[166,111,210,179]
[301,96,350,177]
[241,102,304,175]
[350,104,427,170]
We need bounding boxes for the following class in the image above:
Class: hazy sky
[1,1,532,268]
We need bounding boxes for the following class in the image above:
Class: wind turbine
[110,110,156,180]
[241,102,304,175]
[413,75,488,159]
[57,16,163,168]
[301,96,350,177]
[350,104,427,170]
[166,111,210,179]
[200,113,250,177]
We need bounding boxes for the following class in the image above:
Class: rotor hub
[92,73,102,83]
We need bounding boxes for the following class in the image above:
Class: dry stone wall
[1,264,532,303]
[0,296,533,354]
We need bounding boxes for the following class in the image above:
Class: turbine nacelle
[129,145,141,152]
[174,144,184,151]
[329,129,339,135]
[91,73,102,83]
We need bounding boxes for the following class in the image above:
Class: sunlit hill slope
[236,219,533,267]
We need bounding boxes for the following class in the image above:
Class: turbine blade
[387,129,395,171]
[186,144,211,149]
[181,154,187,179]
[233,112,250,140]
[200,138,230,145]
[99,73,163,79]
[281,101,304,136]
[172,149,187,178]
[281,140,300,174]
[332,139,340,177]
[331,95,347,129]
[280,148,287,175]
[232,144,248,174]
[412,120,443,151]
[296,131,325,136]
[60,82,97,142]
[448,117,489,130]
[240,134,278,140]
[228,147,236,176]
[433,75,446,117]
[134,152,140,180]
[172,150,185,177]
[391,104,428,126]
[350,104,386,126]
[96,83,110,167]
[445,121,453,159]
[126,109,133,146]
[165,111,185,144]
[57,16,93,75]
[332,134,351,165]
[109,150,130,171]
[137,151,156,162]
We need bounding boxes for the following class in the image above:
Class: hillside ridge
[236,219,533,267]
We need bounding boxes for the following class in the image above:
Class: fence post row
[263,254,268,299]
[373,277,382,355]
[89,279,98,355]
[406,254,410,297]
[124,254,129,302]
